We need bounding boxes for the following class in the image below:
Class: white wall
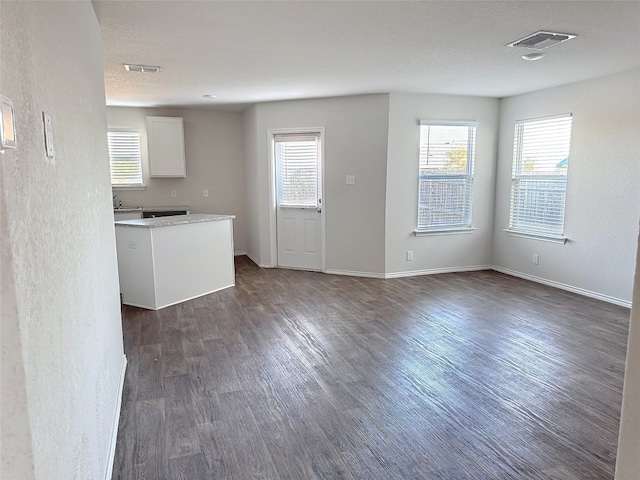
[0,2,125,479]
[107,107,247,254]
[243,105,262,264]
[616,224,640,478]
[247,94,390,274]
[385,93,499,276]
[492,71,640,305]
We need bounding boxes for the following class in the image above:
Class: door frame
[267,127,326,272]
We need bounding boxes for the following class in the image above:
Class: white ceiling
[93,0,640,111]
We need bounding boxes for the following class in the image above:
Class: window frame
[415,120,478,234]
[108,128,145,189]
[273,132,321,209]
[506,113,572,242]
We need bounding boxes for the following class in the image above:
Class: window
[509,114,572,238]
[274,133,320,208]
[417,121,476,231]
[108,130,143,187]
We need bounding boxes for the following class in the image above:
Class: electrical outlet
[171,189,177,197]
[406,250,413,261]
[533,253,539,265]
[203,189,209,197]
[346,175,356,185]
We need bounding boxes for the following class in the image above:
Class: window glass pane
[419,125,472,175]
[514,116,572,176]
[108,131,143,186]
[276,137,318,207]
[417,123,475,230]
[509,115,572,236]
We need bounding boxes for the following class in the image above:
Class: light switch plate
[42,112,55,159]
[203,189,209,197]
[346,175,356,185]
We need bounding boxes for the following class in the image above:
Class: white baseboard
[246,252,271,268]
[105,354,127,480]
[234,251,247,256]
[492,266,631,308]
[325,269,386,279]
[385,265,491,279]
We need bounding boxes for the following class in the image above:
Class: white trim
[414,228,477,236]
[325,269,386,279]
[246,251,271,268]
[124,283,235,310]
[419,119,478,127]
[385,265,491,279]
[503,229,568,244]
[234,251,247,257]
[491,266,631,308]
[105,354,127,480]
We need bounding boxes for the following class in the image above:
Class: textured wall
[616,225,640,478]
[0,2,125,479]
[385,92,499,275]
[107,107,247,254]
[492,71,640,304]
[1,170,35,479]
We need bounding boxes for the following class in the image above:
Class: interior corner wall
[242,105,263,265]
[492,70,640,305]
[251,94,389,274]
[385,93,499,275]
[616,223,640,479]
[0,2,125,479]
[107,106,247,255]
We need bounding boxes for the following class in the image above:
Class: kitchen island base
[115,214,235,310]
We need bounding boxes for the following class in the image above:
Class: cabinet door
[146,116,186,177]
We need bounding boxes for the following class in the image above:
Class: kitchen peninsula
[114,214,235,310]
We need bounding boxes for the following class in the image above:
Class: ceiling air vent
[124,64,161,73]
[507,31,577,50]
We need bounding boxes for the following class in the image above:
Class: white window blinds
[275,134,319,208]
[108,130,143,186]
[509,114,572,237]
[417,121,476,230]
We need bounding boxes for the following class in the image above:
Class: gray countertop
[115,213,235,228]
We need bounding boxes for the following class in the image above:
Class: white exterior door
[275,133,323,271]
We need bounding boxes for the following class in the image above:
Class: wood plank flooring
[112,256,630,479]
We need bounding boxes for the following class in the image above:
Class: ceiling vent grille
[124,64,161,73]
[507,31,577,50]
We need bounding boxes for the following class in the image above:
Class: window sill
[414,227,476,237]
[503,229,567,244]
[112,185,146,191]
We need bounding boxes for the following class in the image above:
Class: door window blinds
[509,114,572,236]
[275,134,319,208]
[108,130,143,186]
[417,122,476,230]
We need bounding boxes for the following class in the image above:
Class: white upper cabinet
[146,116,186,177]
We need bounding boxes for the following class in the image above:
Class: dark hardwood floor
[112,256,630,479]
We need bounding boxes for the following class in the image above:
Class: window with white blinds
[108,130,143,186]
[275,134,319,208]
[509,114,572,237]
[417,121,476,230]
